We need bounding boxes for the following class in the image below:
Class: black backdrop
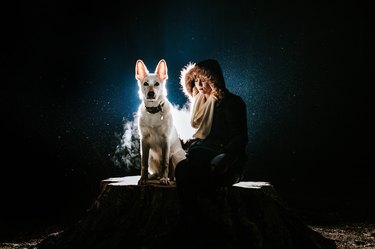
[2,0,371,231]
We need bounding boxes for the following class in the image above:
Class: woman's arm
[223,95,248,154]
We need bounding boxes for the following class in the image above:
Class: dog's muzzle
[147,91,155,99]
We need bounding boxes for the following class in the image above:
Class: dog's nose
[147,91,155,98]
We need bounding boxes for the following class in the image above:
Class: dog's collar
[145,101,164,114]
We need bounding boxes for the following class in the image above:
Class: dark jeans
[175,145,244,216]
[174,145,246,248]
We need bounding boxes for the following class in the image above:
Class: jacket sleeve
[223,95,248,154]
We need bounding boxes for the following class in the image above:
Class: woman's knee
[187,146,217,166]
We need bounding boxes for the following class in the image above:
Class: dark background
[2,0,370,240]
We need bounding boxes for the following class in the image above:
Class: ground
[0,223,374,249]
[310,223,375,249]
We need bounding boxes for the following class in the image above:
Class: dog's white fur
[135,59,186,185]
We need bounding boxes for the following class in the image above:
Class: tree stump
[36,176,336,249]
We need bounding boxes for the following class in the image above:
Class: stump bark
[36,176,336,249]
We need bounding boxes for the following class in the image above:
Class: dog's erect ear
[155,59,168,81]
[135,60,149,81]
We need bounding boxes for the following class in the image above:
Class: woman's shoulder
[223,91,246,107]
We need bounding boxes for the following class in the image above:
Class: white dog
[135,59,186,185]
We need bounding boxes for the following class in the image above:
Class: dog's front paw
[159,177,170,185]
[138,177,148,185]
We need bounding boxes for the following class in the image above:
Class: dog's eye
[154,82,160,86]
[143,82,149,86]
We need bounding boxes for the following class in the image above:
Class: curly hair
[180,59,227,101]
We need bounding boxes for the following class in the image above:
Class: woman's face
[194,75,212,96]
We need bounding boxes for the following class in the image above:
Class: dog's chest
[140,112,163,126]
[139,112,171,135]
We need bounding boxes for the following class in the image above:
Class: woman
[175,59,249,216]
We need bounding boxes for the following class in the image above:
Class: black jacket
[202,91,248,159]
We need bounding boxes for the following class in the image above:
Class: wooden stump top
[101,175,271,189]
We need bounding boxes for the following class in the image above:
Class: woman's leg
[186,146,218,199]
[175,159,197,216]
[175,146,219,213]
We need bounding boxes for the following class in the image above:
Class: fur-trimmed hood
[179,59,227,101]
